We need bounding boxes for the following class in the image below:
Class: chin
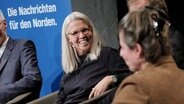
[81,47,90,53]
[82,45,91,50]
[128,66,136,72]
[130,69,136,72]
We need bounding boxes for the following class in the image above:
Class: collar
[1,36,9,47]
[144,55,175,70]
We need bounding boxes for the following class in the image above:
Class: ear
[134,43,143,58]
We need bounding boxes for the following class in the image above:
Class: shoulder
[11,38,35,47]
[101,46,119,54]
[9,38,36,51]
[115,71,151,97]
[13,39,34,44]
[121,68,158,89]
[99,46,120,60]
[122,72,145,86]
[121,64,176,89]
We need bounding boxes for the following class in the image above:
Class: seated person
[0,10,42,103]
[112,7,184,103]
[55,11,131,104]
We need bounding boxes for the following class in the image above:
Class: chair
[79,87,116,104]
[7,92,32,104]
[27,87,116,104]
[27,90,59,104]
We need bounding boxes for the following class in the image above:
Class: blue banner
[0,0,72,96]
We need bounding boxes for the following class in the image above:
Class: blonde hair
[119,7,170,63]
[62,11,103,74]
[0,10,5,20]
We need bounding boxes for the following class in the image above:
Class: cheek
[119,48,124,59]
[68,37,77,44]
[0,26,3,31]
[120,49,128,61]
[87,32,93,40]
[0,27,5,35]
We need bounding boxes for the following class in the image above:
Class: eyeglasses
[67,27,91,37]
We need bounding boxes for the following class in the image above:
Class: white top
[0,37,9,58]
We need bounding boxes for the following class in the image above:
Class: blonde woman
[55,11,130,104]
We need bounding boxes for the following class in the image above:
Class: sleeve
[102,47,131,86]
[55,86,65,104]
[112,76,149,104]
[55,73,66,104]
[0,40,42,103]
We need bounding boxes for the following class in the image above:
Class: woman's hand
[88,75,113,99]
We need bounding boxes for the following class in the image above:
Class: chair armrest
[7,92,32,104]
[27,90,59,104]
[79,87,116,104]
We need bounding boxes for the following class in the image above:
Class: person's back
[124,56,184,104]
[114,56,184,104]
[112,7,184,104]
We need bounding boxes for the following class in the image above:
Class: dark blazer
[112,56,184,104]
[0,37,42,103]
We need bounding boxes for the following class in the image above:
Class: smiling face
[66,20,93,56]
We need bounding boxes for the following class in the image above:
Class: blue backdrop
[0,0,72,97]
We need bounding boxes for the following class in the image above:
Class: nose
[79,31,86,38]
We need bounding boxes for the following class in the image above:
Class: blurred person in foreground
[55,11,131,104]
[126,0,184,69]
[0,10,42,103]
[112,7,184,104]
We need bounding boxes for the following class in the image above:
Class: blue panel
[0,0,72,97]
